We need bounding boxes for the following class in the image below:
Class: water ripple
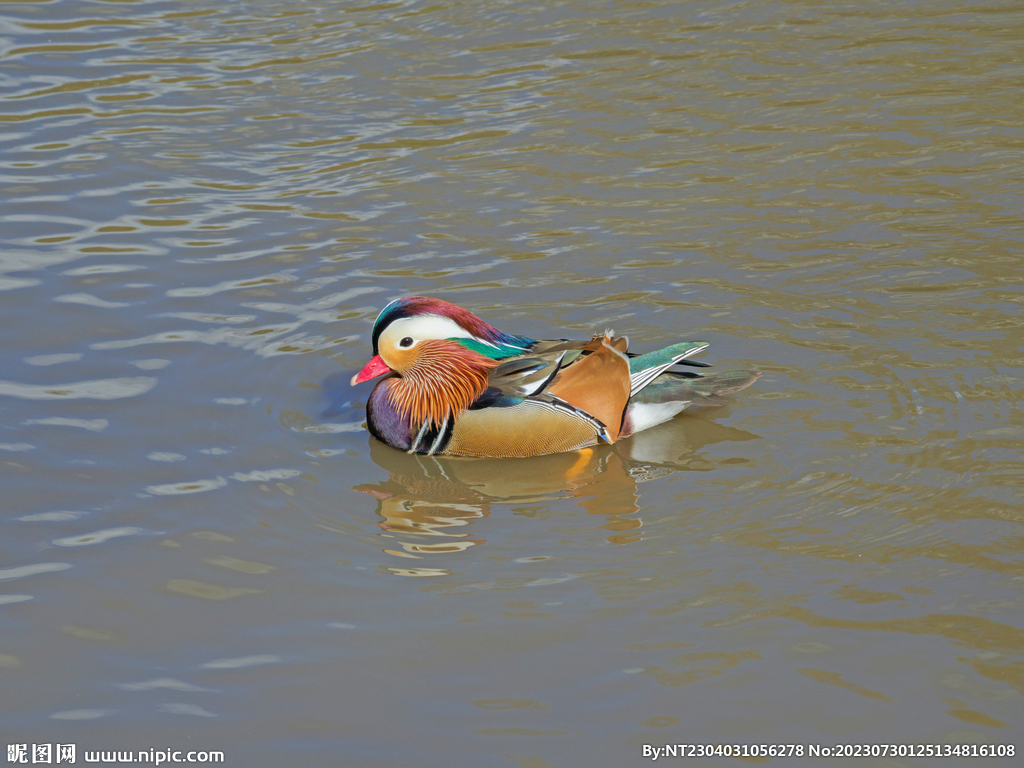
[0,376,155,400]
[116,678,214,692]
[0,562,72,581]
[145,477,227,496]
[201,655,280,670]
[24,417,109,432]
[0,595,33,605]
[52,527,145,547]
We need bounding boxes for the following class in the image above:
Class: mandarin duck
[350,296,759,458]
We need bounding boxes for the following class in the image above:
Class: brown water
[2,0,1022,765]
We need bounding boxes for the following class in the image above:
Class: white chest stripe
[427,415,449,455]
[408,420,431,454]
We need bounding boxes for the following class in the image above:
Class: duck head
[350,297,535,429]
[350,296,533,386]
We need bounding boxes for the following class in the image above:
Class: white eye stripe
[384,315,475,345]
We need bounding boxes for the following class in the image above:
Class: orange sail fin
[548,332,631,442]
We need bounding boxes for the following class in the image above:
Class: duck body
[351,296,758,458]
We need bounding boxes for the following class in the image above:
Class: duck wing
[545,332,631,441]
[627,341,710,396]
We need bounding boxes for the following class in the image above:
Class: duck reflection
[355,437,639,547]
[351,413,759,556]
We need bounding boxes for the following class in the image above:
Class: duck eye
[399,336,414,348]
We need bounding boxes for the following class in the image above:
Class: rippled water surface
[3,0,1022,765]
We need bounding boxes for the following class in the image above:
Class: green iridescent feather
[451,338,531,360]
[628,341,708,375]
